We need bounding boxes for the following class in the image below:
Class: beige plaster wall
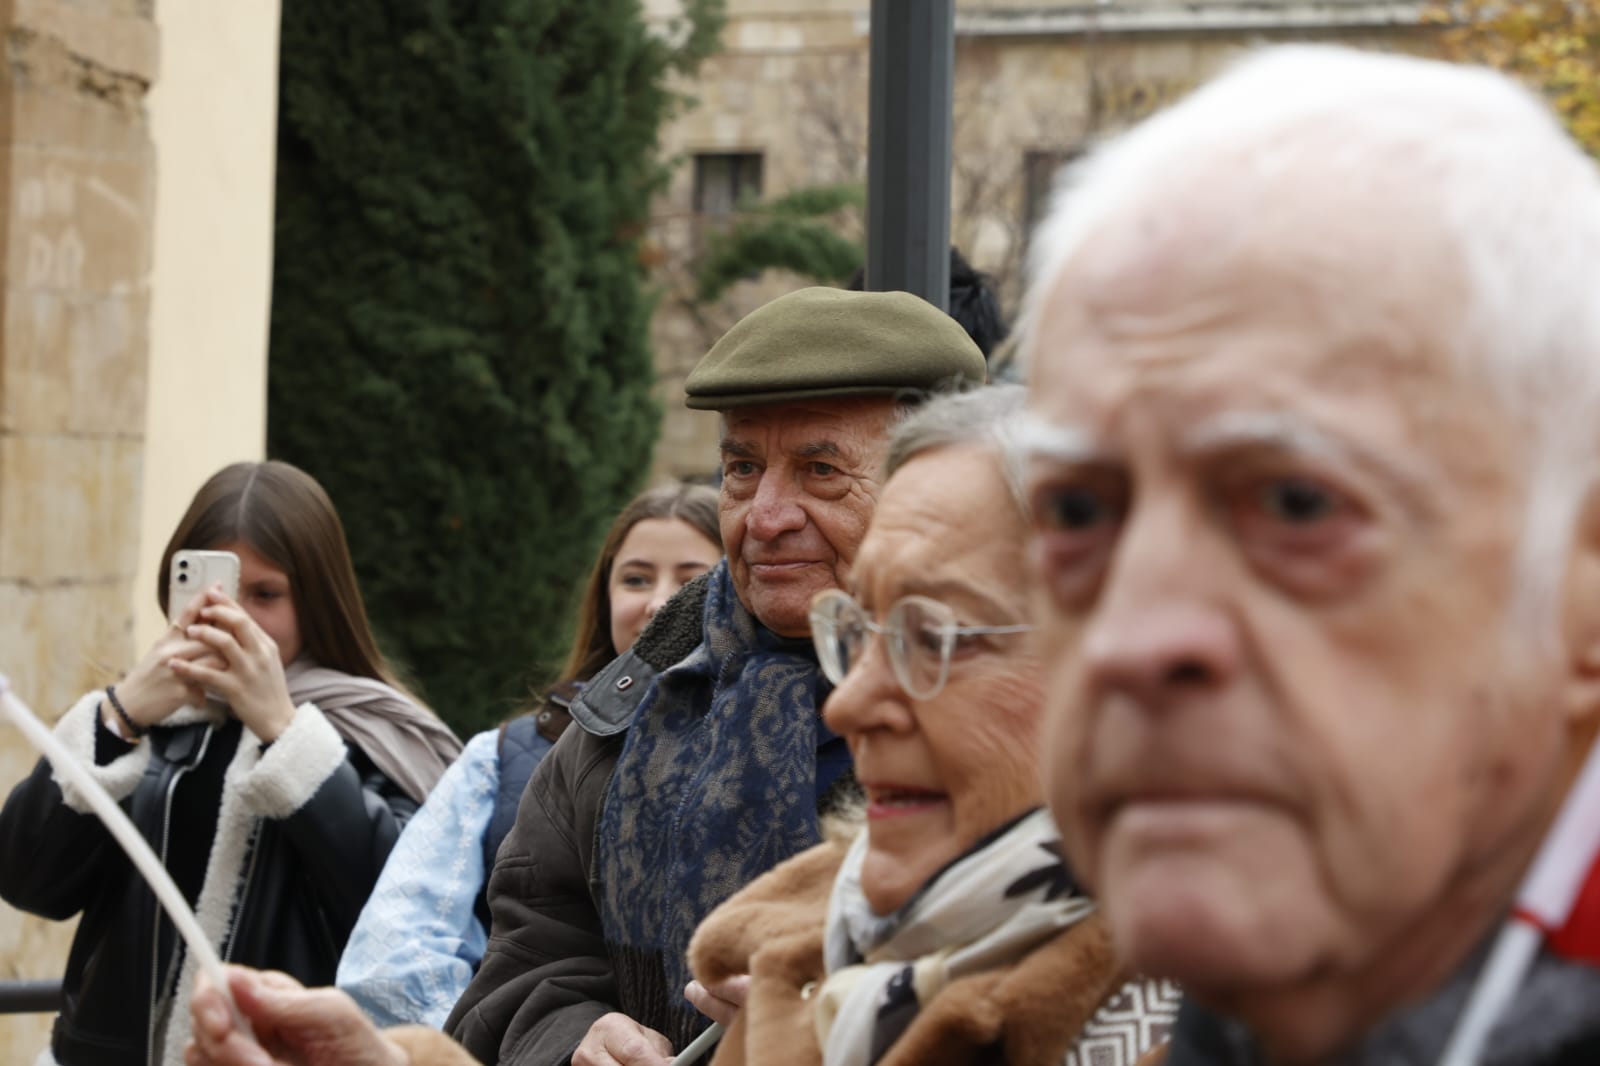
[133,0,280,650]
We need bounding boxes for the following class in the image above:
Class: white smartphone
[168,549,241,624]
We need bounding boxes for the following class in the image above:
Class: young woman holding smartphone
[0,460,462,1066]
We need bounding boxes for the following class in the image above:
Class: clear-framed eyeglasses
[809,587,1036,701]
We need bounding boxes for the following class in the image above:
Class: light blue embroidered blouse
[338,728,499,1028]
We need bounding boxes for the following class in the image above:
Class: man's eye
[726,460,758,478]
[1035,487,1110,530]
[1260,479,1338,524]
[1231,474,1368,574]
[809,462,838,477]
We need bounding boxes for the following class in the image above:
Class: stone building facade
[644,0,1435,480]
[0,2,157,1055]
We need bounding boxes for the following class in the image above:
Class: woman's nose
[646,579,675,618]
[822,631,913,736]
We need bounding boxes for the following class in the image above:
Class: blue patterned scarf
[598,562,850,1049]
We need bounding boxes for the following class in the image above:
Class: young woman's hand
[172,586,298,743]
[110,593,225,733]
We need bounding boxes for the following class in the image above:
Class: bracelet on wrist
[104,684,147,740]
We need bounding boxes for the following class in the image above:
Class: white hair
[1018,45,1600,640]
[886,384,1029,513]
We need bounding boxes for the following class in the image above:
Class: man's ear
[1562,481,1600,731]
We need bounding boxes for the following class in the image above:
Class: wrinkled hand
[172,587,297,743]
[113,593,224,731]
[184,966,407,1066]
[684,976,748,1028]
[573,1013,674,1066]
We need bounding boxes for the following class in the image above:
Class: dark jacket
[1163,951,1600,1066]
[446,596,683,1065]
[0,692,416,1065]
[448,573,858,1065]
[481,683,576,880]
[470,702,565,931]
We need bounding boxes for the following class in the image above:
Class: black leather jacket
[0,701,417,1065]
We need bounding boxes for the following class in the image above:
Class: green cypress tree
[269,1,724,734]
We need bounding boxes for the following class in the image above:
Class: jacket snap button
[616,676,634,691]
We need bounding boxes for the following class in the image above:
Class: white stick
[1436,920,1540,1066]
[672,1022,725,1066]
[0,675,254,1043]
[1437,736,1600,1066]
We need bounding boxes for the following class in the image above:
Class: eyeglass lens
[812,592,956,700]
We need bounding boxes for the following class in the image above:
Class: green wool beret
[683,287,987,411]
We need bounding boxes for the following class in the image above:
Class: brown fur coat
[689,836,1152,1066]
[387,1025,480,1064]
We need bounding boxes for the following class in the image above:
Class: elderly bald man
[1020,47,1600,1066]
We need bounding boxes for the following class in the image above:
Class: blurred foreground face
[1023,174,1575,1030]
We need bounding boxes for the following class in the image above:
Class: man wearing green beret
[447,288,986,1066]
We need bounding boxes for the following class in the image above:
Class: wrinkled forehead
[720,397,897,448]
[1037,130,1471,302]
[1023,175,1500,455]
[855,445,1032,602]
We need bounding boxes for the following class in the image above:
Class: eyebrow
[1179,411,1438,495]
[1019,406,1441,518]
[1016,413,1106,464]
[869,576,1020,623]
[1180,412,1352,463]
[719,438,850,462]
[796,440,845,460]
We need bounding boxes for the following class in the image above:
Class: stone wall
[0,0,157,1059]
[644,0,1434,481]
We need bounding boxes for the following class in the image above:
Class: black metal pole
[865,0,954,311]
[0,978,63,1014]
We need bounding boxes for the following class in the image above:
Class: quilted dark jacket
[0,699,416,1065]
[445,583,697,1066]
[448,571,859,1066]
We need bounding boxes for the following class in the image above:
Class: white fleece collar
[42,692,350,1065]
[157,700,347,1064]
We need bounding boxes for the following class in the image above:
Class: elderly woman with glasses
[686,385,1178,1066]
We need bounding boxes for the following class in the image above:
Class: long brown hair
[158,461,418,701]
[556,481,722,685]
